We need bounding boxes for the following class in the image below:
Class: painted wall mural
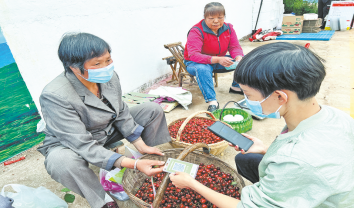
[0,27,44,163]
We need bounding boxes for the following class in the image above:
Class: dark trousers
[235,153,263,184]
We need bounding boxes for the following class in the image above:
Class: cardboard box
[282,27,302,35]
[282,16,304,27]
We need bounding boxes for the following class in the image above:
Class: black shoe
[229,87,244,95]
[207,102,219,113]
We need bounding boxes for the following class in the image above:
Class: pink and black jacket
[184,20,244,64]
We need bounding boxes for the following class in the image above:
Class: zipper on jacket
[217,36,221,55]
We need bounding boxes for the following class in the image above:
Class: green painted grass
[0,63,44,163]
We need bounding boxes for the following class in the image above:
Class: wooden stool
[163,42,218,87]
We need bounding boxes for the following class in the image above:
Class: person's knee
[196,64,212,75]
[45,149,84,178]
[143,102,163,115]
[235,153,247,166]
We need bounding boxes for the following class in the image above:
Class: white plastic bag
[36,119,46,133]
[1,184,68,208]
[124,146,143,159]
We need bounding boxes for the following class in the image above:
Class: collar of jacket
[65,71,115,113]
[201,20,229,37]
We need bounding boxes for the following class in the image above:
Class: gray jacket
[37,72,141,170]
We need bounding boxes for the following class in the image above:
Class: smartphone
[208,121,254,152]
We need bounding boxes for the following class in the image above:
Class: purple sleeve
[186,28,212,64]
[228,23,244,59]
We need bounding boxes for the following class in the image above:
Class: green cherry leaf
[61,188,71,192]
[64,193,75,203]
[231,181,237,186]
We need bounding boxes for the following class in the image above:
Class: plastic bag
[99,146,143,201]
[0,194,14,208]
[1,184,68,208]
[124,146,143,160]
[100,168,129,201]
[149,86,192,110]
[100,169,125,192]
[109,191,129,201]
[36,119,46,133]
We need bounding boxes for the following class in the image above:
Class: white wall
[0,0,254,112]
[252,0,284,31]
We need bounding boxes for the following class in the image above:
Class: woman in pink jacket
[184,2,244,113]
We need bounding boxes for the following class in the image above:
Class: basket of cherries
[122,143,245,208]
[168,111,232,155]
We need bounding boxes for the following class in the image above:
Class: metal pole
[252,0,264,35]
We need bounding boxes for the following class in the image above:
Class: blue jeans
[184,55,240,103]
[235,153,263,184]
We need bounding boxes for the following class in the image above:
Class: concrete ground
[1,29,353,208]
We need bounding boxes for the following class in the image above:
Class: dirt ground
[1,29,353,208]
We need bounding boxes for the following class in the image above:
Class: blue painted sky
[0,43,15,68]
[0,27,15,68]
[0,27,6,44]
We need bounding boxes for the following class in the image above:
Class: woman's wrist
[261,146,269,155]
[211,56,220,64]
[119,157,135,169]
[133,139,147,153]
[189,177,201,191]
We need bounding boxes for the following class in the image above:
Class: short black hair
[234,42,326,100]
[58,32,111,74]
[204,2,225,19]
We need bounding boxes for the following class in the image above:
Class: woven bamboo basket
[168,111,231,155]
[212,101,253,133]
[122,144,246,208]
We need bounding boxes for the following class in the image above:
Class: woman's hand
[136,159,165,176]
[229,133,267,155]
[169,172,195,189]
[217,57,234,67]
[211,56,234,67]
[133,139,164,156]
[235,56,243,62]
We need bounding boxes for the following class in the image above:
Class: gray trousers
[44,103,171,208]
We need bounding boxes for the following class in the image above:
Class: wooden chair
[163,42,218,87]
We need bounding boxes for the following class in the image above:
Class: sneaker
[207,102,219,113]
[102,201,119,208]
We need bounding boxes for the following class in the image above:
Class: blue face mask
[244,92,287,119]
[79,62,114,83]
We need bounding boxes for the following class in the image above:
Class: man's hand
[229,133,267,155]
[136,159,165,176]
[133,139,164,156]
[169,172,195,189]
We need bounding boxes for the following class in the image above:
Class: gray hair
[58,32,111,74]
[204,2,226,18]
